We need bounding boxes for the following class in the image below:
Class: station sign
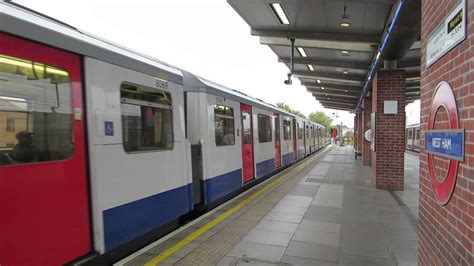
[425,81,464,205]
[426,0,466,67]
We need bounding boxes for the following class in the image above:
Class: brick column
[362,96,372,166]
[353,115,358,150]
[419,1,473,265]
[371,70,406,190]
[356,112,363,153]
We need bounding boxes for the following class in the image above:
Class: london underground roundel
[425,81,464,205]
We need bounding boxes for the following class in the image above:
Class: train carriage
[406,124,420,152]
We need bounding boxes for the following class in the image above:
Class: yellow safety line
[144,157,312,266]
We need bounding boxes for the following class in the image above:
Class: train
[406,124,420,152]
[0,2,330,265]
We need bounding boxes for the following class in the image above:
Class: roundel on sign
[364,129,371,142]
[425,81,464,205]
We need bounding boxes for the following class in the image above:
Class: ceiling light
[376,51,381,60]
[316,79,321,83]
[343,70,349,74]
[341,50,349,55]
[327,97,330,100]
[321,87,325,90]
[271,3,290,25]
[297,47,307,57]
[307,64,314,71]
[339,22,351,28]
[344,90,348,92]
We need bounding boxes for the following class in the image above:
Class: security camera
[284,79,292,85]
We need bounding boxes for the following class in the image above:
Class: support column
[371,70,406,190]
[353,115,358,150]
[362,96,372,166]
[358,112,363,152]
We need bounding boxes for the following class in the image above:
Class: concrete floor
[118,146,420,266]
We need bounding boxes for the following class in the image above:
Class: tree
[308,111,333,127]
[276,102,306,118]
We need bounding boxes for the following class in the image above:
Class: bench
[354,150,362,160]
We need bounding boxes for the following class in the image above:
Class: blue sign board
[104,121,114,136]
[425,129,464,161]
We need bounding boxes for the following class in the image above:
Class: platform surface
[117,146,419,266]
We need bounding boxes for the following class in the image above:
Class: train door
[274,113,281,168]
[292,118,297,160]
[241,103,254,182]
[303,122,307,155]
[0,33,91,264]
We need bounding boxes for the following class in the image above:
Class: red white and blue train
[406,124,420,152]
[0,3,329,265]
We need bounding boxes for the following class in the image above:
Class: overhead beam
[279,57,370,70]
[261,37,377,52]
[303,82,362,93]
[294,71,366,82]
[307,87,360,96]
[252,30,380,43]
[316,96,358,105]
[311,91,359,99]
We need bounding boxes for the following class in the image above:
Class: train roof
[182,71,310,120]
[0,1,183,84]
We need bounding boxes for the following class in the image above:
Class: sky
[14,0,420,128]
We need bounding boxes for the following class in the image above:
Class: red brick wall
[362,96,372,166]
[419,0,474,265]
[354,115,358,151]
[371,70,406,190]
[358,113,363,152]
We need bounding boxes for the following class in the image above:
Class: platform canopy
[228,0,420,111]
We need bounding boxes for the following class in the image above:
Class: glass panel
[242,111,251,144]
[274,116,280,141]
[0,53,74,165]
[214,104,235,146]
[283,119,291,140]
[121,82,173,152]
[298,123,303,139]
[258,114,272,143]
[416,129,420,139]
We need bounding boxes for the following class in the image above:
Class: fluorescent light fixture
[0,96,26,102]
[341,50,349,55]
[321,87,325,90]
[327,97,330,100]
[340,22,351,28]
[344,90,348,92]
[343,70,349,74]
[307,64,314,71]
[0,56,69,76]
[316,79,321,83]
[297,47,307,57]
[375,51,381,60]
[271,3,290,25]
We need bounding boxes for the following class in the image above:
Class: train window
[258,114,272,143]
[214,104,235,146]
[283,119,291,140]
[121,82,173,152]
[416,129,420,140]
[298,123,303,139]
[0,53,74,165]
[242,110,252,144]
[407,129,413,139]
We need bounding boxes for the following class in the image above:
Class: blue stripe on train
[256,158,275,178]
[202,168,242,204]
[103,184,193,251]
[282,152,293,166]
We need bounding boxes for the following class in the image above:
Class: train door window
[121,82,173,152]
[258,114,272,143]
[214,104,235,146]
[416,129,420,140]
[242,110,252,144]
[407,129,413,139]
[274,116,280,141]
[0,53,74,164]
[283,119,291,140]
[298,122,303,139]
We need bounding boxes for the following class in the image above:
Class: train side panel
[253,107,276,178]
[84,58,192,253]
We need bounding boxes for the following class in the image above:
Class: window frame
[258,113,272,143]
[214,104,236,147]
[283,118,291,140]
[120,81,174,154]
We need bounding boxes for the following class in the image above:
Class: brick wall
[354,115,358,152]
[419,0,474,265]
[371,70,406,190]
[362,96,372,166]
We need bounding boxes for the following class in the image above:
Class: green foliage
[276,102,306,118]
[308,111,333,127]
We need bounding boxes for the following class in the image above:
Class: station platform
[117,146,419,266]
